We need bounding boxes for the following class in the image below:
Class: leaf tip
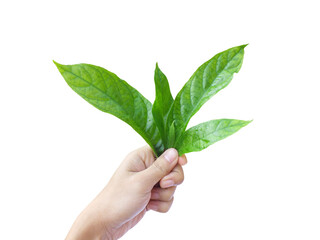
[53,60,63,69]
[244,119,253,126]
[53,60,67,75]
[242,43,249,49]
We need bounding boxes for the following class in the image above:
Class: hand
[66,146,187,240]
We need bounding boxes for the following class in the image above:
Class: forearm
[65,207,111,240]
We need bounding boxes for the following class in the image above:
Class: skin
[66,146,187,240]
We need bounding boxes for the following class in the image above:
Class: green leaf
[54,44,251,158]
[53,61,164,156]
[176,119,252,155]
[167,120,176,148]
[169,45,247,146]
[152,63,174,148]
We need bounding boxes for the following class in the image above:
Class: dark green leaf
[152,63,174,148]
[176,119,252,155]
[169,45,247,146]
[53,61,164,156]
[167,120,176,148]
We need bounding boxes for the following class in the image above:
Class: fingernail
[164,149,177,163]
[162,180,174,188]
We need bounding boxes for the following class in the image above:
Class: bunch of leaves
[54,45,251,157]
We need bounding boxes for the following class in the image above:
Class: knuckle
[180,167,185,182]
[161,187,175,201]
[174,168,184,185]
[153,161,167,174]
[161,198,174,213]
[179,173,185,184]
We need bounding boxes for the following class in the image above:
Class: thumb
[139,148,179,188]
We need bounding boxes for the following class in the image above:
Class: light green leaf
[176,119,251,155]
[169,45,247,146]
[53,61,164,156]
[152,63,174,148]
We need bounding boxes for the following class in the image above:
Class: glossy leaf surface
[54,44,251,157]
[169,45,247,145]
[167,120,176,148]
[53,61,164,156]
[152,63,174,148]
[176,119,251,155]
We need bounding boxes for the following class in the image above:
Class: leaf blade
[152,63,174,148]
[53,61,164,156]
[167,120,176,148]
[170,45,247,144]
[176,119,251,155]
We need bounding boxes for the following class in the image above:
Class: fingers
[159,163,184,188]
[147,198,174,213]
[150,186,176,201]
[124,145,155,172]
[143,150,187,213]
[178,154,188,166]
[137,148,179,188]
[147,165,182,213]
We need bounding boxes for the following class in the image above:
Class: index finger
[159,163,184,188]
[178,154,188,166]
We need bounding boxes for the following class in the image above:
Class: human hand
[66,146,187,240]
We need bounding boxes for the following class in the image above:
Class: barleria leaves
[167,44,247,147]
[53,61,164,155]
[176,119,252,155]
[152,63,174,149]
[54,44,251,157]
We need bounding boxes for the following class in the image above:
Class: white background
[0,0,319,239]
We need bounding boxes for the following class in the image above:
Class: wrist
[66,207,111,240]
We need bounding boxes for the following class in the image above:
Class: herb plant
[54,45,251,157]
